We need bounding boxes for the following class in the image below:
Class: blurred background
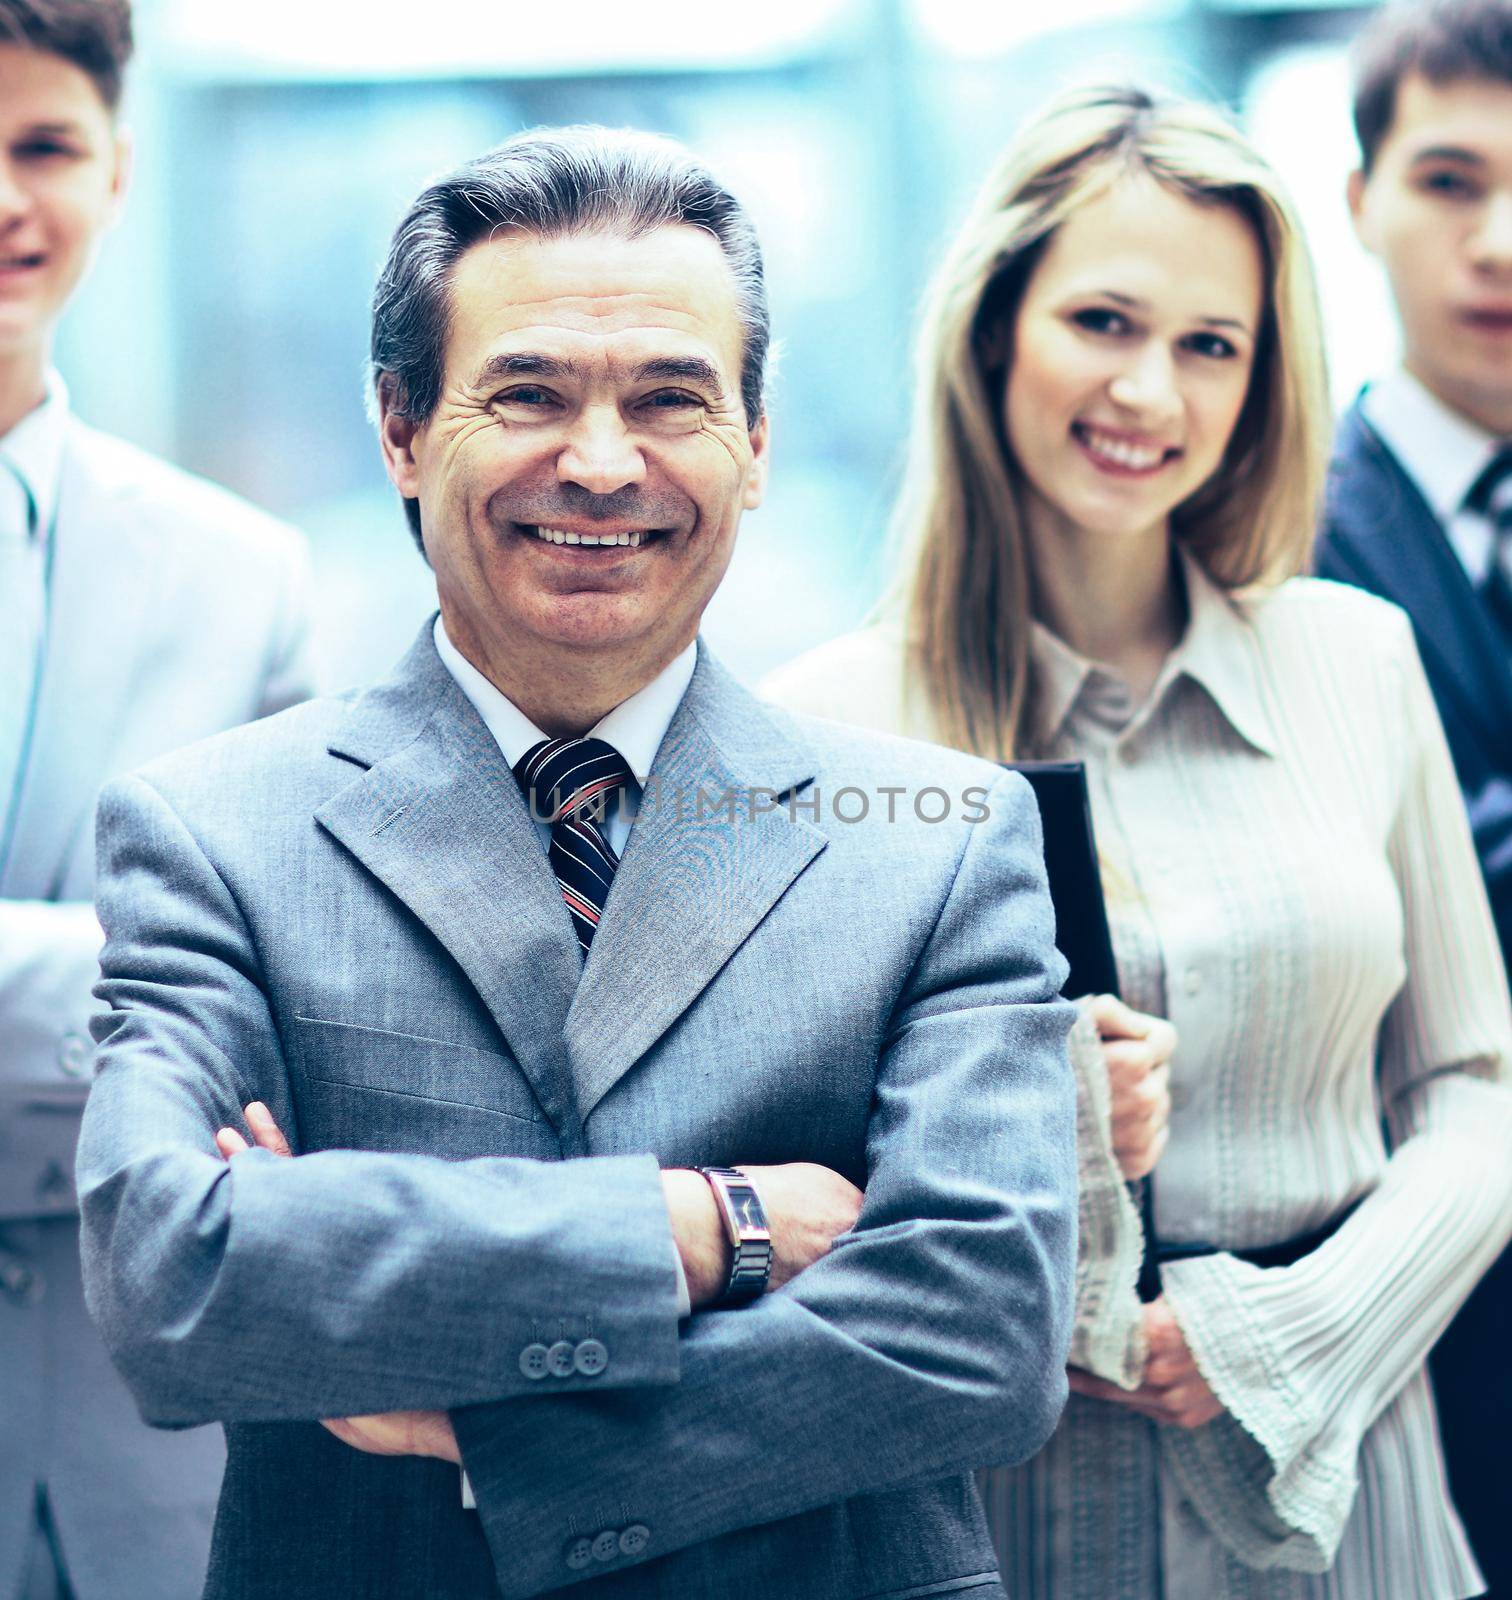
[62,0,1388,691]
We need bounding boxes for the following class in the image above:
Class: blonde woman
[763,85,1512,1599]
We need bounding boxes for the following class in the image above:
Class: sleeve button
[564,1536,594,1570]
[573,1337,609,1376]
[518,1343,550,1381]
[591,1529,621,1562]
[619,1524,650,1556]
[546,1339,577,1378]
[57,1030,91,1077]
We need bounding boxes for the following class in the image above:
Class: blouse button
[1184,967,1202,996]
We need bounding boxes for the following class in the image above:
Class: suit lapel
[3,425,153,898]
[1328,406,1512,764]
[315,630,585,1138]
[564,649,825,1123]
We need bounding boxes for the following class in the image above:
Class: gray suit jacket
[78,624,1076,1600]
[0,418,313,1600]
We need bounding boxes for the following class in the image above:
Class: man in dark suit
[1316,3,1512,1591]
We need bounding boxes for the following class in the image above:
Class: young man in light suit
[75,127,1078,1598]
[1316,2,1512,1592]
[0,4,315,1597]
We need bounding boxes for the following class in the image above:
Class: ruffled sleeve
[1065,1000,1149,1387]
[1156,613,1512,1571]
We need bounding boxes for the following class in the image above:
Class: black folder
[1007,761,1118,1002]
[1007,760,1163,1301]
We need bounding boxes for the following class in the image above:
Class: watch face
[729,1183,767,1234]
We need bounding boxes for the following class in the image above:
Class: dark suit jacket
[1317,399,1512,1596]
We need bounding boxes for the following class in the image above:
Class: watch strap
[696,1165,773,1304]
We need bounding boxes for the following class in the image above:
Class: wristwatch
[696,1166,773,1304]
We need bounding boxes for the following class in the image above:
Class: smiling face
[1351,73,1512,434]
[0,43,126,373]
[1003,174,1263,561]
[381,224,767,710]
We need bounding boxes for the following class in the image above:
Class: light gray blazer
[0,418,313,1600]
[78,624,1076,1600]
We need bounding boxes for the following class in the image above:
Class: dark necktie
[1464,446,1512,651]
[514,736,636,954]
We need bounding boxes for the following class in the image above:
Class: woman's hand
[1067,1298,1223,1429]
[1085,994,1175,1181]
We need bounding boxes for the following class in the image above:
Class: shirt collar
[1026,618,1101,752]
[0,370,69,544]
[1361,367,1500,524]
[1027,544,1278,758]
[433,613,697,780]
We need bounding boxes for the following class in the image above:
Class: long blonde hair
[895,83,1330,758]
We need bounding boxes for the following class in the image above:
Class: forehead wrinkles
[446,231,745,385]
[474,287,719,333]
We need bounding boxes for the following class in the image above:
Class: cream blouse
[761,558,1512,1599]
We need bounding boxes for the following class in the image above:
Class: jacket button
[57,1030,91,1077]
[590,1529,620,1562]
[619,1524,650,1556]
[573,1338,608,1376]
[564,1536,594,1571]
[518,1343,550,1381]
[546,1339,576,1378]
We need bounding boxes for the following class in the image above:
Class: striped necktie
[1465,446,1512,651]
[515,736,636,954]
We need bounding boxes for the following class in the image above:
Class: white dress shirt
[2,370,68,538]
[433,614,695,858]
[1362,367,1508,584]
[435,616,697,1509]
[0,373,69,872]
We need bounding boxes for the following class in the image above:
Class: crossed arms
[77,766,1077,1595]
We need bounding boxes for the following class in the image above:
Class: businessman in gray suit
[0,4,315,1597]
[78,127,1076,1599]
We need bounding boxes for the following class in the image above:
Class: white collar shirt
[1361,367,1508,585]
[1,369,69,547]
[1025,543,1280,760]
[432,613,697,858]
[0,371,69,848]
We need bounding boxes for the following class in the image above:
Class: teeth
[532,526,648,547]
[1081,428,1164,470]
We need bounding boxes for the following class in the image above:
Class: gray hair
[370,124,770,549]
